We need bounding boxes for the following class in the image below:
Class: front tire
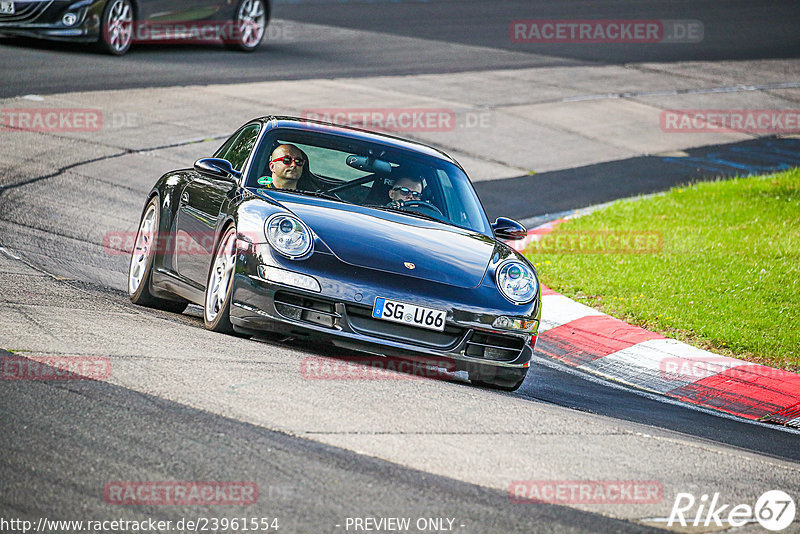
[225,0,268,52]
[98,0,134,56]
[204,225,238,333]
[128,197,188,313]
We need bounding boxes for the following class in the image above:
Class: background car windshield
[248,129,492,235]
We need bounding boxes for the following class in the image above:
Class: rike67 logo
[668,490,796,531]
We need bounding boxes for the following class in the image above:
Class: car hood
[281,199,496,288]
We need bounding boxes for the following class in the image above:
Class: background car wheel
[98,0,134,56]
[467,363,528,392]
[225,0,268,52]
[128,198,188,313]
[204,225,238,333]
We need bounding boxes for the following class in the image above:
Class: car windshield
[246,128,493,235]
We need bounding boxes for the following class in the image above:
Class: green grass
[524,168,800,370]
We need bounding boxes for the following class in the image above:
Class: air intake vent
[345,305,465,349]
[274,292,340,328]
[465,332,525,361]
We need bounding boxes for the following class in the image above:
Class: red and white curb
[510,221,800,428]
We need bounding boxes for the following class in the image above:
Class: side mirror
[492,217,527,240]
[194,158,241,183]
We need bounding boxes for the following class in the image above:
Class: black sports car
[128,117,541,390]
[0,0,269,55]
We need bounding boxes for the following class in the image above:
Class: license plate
[372,297,446,332]
[0,2,14,14]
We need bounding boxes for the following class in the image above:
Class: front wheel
[204,225,238,333]
[225,0,268,52]
[98,0,134,56]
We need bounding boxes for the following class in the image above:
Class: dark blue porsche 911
[128,117,541,390]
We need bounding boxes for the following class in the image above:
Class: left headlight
[496,260,538,304]
[265,214,313,259]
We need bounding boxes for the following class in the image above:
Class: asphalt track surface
[2,348,655,534]
[2,1,800,532]
[0,0,799,97]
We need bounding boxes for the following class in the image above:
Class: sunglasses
[271,155,306,166]
[391,186,422,199]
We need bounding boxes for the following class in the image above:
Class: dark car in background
[128,117,541,391]
[0,0,270,55]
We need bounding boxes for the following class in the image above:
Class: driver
[261,144,307,190]
[387,176,423,208]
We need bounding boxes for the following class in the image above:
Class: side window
[216,124,261,172]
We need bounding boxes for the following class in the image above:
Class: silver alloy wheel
[205,228,237,323]
[128,203,156,295]
[237,0,266,48]
[105,0,133,54]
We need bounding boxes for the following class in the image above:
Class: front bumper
[229,243,539,372]
[0,1,100,42]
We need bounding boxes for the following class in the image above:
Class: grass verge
[523,167,800,370]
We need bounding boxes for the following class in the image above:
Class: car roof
[255,116,460,166]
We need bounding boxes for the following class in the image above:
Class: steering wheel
[399,200,444,218]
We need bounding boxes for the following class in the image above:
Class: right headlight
[265,214,313,259]
[496,260,538,304]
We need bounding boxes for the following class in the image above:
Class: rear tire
[128,197,188,313]
[225,0,268,52]
[97,0,134,56]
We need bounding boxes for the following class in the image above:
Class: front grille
[346,305,465,349]
[274,292,340,329]
[465,332,525,362]
[0,1,54,24]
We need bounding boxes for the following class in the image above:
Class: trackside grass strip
[524,168,800,370]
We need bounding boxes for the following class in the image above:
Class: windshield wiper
[256,188,345,203]
[367,205,443,223]
[298,189,346,202]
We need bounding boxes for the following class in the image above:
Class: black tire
[128,197,188,313]
[225,0,268,52]
[468,363,528,392]
[203,225,237,334]
[97,0,134,56]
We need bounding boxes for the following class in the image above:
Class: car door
[134,0,184,22]
[175,123,261,286]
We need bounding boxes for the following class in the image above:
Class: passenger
[387,176,423,208]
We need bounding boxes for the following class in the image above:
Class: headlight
[265,214,313,259]
[496,260,538,304]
